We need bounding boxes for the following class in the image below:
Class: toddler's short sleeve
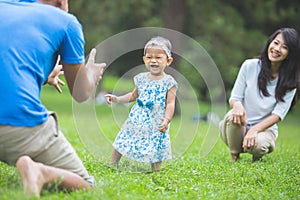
[167,75,178,91]
[133,73,144,87]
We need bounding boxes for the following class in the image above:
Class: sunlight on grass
[0,83,299,200]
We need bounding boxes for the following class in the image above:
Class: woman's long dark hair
[258,28,300,104]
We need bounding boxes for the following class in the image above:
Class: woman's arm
[229,100,247,126]
[243,114,280,151]
[63,49,106,102]
[228,60,251,126]
[242,88,296,151]
[249,114,281,133]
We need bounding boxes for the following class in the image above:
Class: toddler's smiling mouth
[150,65,159,68]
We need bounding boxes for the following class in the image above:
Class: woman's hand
[157,118,170,133]
[243,128,258,151]
[231,101,246,126]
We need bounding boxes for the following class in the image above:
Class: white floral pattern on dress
[113,72,178,163]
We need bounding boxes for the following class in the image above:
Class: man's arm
[63,49,106,102]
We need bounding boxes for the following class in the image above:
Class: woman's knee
[248,133,276,156]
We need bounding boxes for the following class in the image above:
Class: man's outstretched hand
[47,56,65,93]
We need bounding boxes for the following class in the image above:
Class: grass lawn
[0,84,299,200]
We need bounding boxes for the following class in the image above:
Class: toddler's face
[143,47,173,77]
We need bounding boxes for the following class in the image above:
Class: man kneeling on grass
[0,0,106,198]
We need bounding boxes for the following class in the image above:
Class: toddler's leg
[111,149,122,166]
[151,162,162,172]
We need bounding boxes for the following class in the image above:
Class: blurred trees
[70,0,299,101]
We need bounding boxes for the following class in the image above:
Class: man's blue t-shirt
[0,0,85,126]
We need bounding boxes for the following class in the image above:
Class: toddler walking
[105,36,178,171]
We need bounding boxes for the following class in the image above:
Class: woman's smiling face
[268,33,289,66]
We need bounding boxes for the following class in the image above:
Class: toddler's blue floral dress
[113,72,177,163]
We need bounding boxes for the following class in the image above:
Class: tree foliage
[70,0,300,100]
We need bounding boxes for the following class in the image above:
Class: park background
[71,0,300,101]
[1,0,300,199]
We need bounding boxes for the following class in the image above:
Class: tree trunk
[163,0,187,116]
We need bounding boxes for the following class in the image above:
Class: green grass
[0,84,299,200]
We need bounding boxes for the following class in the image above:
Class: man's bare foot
[16,156,45,198]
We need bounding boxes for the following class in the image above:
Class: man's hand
[86,48,106,86]
[47,56,65,93]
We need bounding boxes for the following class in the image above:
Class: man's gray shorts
[0,112,94,185]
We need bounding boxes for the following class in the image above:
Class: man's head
[39,0,68,11]
[19,0,68,11]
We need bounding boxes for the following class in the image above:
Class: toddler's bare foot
[16,156,45,198]
[151,162,162,172]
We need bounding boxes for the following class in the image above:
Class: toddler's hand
[105,94,117,105]
[157,118,170,133]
